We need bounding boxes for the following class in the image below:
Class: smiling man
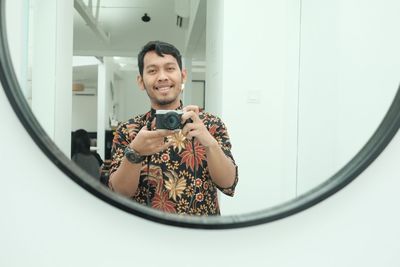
[108,41,238,215]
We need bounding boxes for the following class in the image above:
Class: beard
[154,97,175,106]
[144,87,181,108]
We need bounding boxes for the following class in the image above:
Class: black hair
[71,129,91,156]
[137,40,182,76]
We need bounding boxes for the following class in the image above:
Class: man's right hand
[129,125,174,156]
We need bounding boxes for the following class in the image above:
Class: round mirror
[1,0,400,228]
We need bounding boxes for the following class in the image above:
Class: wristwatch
[124,146,145,164]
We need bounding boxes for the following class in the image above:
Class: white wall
[5,0,29,96]
[115,70,150,121]
[71,93,98,132]
[29,0,73,156]
[1,83,400,266]
[209,0,298,214]
[296,0,400,193]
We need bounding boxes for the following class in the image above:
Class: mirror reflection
[6,0,400,216]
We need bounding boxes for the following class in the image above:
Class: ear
[137,74,145,91]
[181,68,187,84]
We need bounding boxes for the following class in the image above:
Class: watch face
[124,147,144,163]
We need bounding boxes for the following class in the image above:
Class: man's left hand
[181,105,218,148]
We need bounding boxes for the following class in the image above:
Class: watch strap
[124,146,145,164]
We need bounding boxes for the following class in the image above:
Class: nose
[157,69,168,81]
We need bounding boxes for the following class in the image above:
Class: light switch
[247,90,261,104]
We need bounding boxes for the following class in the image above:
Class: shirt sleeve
[206,114,239,197]
[109,116,143,189]
[109,123,129,179]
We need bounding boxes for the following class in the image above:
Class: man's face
[137,50,186,110]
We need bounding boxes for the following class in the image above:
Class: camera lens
[165,112,181,130]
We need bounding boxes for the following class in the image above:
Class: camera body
[155,110,185,130]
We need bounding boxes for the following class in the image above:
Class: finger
[181,122,196,136]
[149,129,175,138]
[182,110,200,124]
[183,105,200,114]
[186,129,199,140]
[157,140,173,153]
[159,129,175,136]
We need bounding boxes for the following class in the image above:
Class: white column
[97,63,106,160]
[97,57,114,160]
[205,0,223,116]
[31,0,73,157]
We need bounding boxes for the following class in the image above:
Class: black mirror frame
[1,0,399,229]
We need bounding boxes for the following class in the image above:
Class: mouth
[155,85,174,93]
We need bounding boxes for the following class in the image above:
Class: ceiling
[72,0,206,88]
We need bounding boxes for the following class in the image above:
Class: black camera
[155,110,185,130]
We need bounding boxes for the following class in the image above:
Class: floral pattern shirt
[109,108,238,215]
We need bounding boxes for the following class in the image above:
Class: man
[108,41,238,215]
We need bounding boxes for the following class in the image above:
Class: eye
[167,67,176,71]
[147,69,156,74]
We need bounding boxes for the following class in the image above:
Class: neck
[151,100,182,111]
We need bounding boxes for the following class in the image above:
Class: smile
[155,85,173,93]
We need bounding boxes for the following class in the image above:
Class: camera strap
[146,113,155,131]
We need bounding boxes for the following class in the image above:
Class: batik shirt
[109,108,238,215]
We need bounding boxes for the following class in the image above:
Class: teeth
[157,86,170,92]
